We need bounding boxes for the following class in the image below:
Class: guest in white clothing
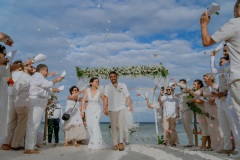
[10,64,35,150]
[1,60,28,151]
[64,86,86,147]
[174,79,194,147]
[159,86,180,147]
[200,2,240,157]
[210,47,240,155]
[0,45,27,146]
[0,33,15,142]
[24,64,63,154]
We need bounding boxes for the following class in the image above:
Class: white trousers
[25,97,47,150]
[216,96,232,150]
[181,110,193,145]
[227,92,240,152]
[225,91,240,151]
[230,81,240,118]
[109,109,125,146]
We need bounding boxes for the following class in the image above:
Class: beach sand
[0,143,233,160]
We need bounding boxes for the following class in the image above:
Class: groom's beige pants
[109,109,125,146]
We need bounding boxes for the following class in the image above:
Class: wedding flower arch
[76,63,169,79]
[76,63,168,144]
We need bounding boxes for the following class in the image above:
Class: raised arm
[0,32,14,46]
[68,91,80,101]
[200,12,216,46]
[145,98,154,109]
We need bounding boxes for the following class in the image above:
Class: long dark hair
[194,79,204,88]
[69,85,79,95]
[89,77,99,87]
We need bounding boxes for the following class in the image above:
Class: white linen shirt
[161,95,179,118]
[210,56,229,92]
[13,72,31,107]
[104,82,130,112]
[29,72,53,99]
[211,18,240,83]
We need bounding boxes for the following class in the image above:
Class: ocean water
[39,122,201,145]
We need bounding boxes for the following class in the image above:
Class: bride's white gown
[86,88,107,149]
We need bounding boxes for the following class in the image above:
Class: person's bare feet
[64,142,69,147]
[74,140,79,147]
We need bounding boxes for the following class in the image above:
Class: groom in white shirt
[104,71,133,151]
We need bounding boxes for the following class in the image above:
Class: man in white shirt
[8,64,35,150]
[210,48,240,155]
[200,0,240,136]
[1,60,27,151]
[175,79,194,147]
[24,64,63,154]
[103,71,133,151]
[159,86,180,147]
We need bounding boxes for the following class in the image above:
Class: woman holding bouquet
[188,73,223,150]
[188,79,211,151]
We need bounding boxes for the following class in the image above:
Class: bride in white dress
[81,77,107,150]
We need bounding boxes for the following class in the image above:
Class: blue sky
[0,0,236,122]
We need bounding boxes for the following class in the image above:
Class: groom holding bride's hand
[103,71,133,151]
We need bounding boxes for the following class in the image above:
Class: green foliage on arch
[76,64,168,79]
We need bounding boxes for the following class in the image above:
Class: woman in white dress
[81,77,107,150]
[64,86,86,147]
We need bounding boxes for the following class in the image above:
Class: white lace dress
[85,88,107,149]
